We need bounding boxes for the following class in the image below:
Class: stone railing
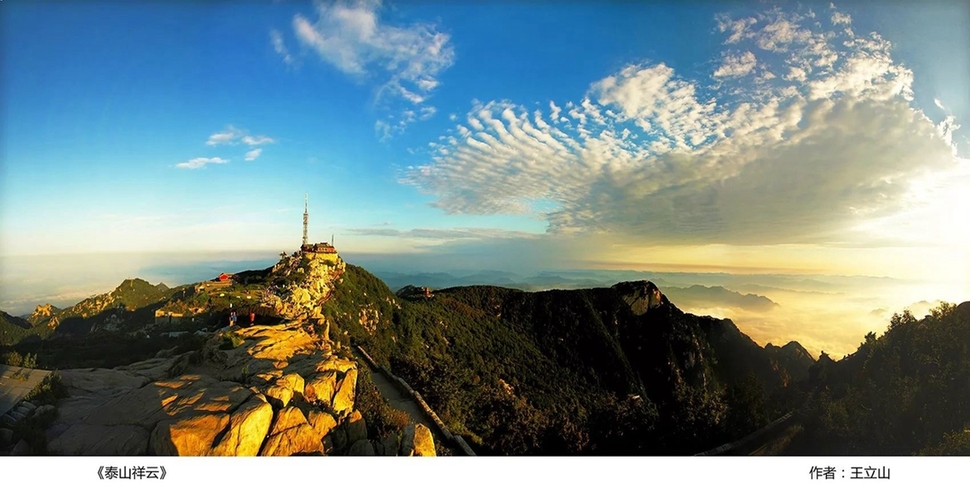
[355,346,476,456]
[694,411,795,456]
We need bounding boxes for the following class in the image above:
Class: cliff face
[16,250,436,457]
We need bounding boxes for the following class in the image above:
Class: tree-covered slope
[325,264,812,455]
[788,301,970,455]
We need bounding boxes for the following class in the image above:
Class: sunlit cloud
[404,4,962,251]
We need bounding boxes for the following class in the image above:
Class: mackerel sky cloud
[404,5,967,249]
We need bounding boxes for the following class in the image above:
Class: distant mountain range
[3,255,965,456]
[374,270,779,313]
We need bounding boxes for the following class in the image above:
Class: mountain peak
[611,280,666,315]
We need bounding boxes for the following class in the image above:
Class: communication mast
[303,193,309,247]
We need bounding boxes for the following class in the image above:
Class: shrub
[355,368,411,440]
[25,370,68,405]
[219,331,245,350]
[3,350,23,367]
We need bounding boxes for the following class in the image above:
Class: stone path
[368,368,439,431]
[0,365,51,416]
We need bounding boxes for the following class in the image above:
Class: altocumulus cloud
[403,5,965,248]
[289,0,455,140]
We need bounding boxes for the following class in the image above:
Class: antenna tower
[303,193,309,247]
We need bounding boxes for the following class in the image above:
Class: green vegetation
[220,331,245,350]
[326,264,811,455]
[0,310,54,346]
[25,370,69,406]
[787,302,970,455]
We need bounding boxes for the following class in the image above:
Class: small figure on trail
[249,311,255,325]
[230,310,237,328]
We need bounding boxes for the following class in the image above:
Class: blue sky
[2,1,969,353]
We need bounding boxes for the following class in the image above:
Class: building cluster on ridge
[300,193,339,263]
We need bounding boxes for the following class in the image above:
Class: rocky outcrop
[401,423,436,456]
[614,281,666,315]
[28,303,59,327]
[37,249,435,457]
[269,251,347,320]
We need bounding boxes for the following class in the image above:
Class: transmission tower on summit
[303,193,309,248]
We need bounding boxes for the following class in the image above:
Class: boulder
[379,432,401,456]
[413,424,436,456]
[327,426,348,453]
[150,412,231,456]
[278,372,305,398]
[20,401,37,411]
[259,407,324,458]
[348,439,376,456]
[331,368,358,414]
[210,395,274,456]
[345,410,367,445]
[242,323,317,363]
[263,384,293,409]
[307,410,337,439]
[251,369,284,385]
[0,427,12,445]
[401,423,436,457]
[304,371,338,406]
[269,406,310,436]
[314,357,357,374]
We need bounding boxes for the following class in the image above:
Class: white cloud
[404,6,963,249]
[206,126,243,146]
[241,135,275,146]
[292,0,454,138]
[714,51,757,78]
[244,148,263,161]
[550,101,562,120]
[176,157,229,170]
[716,15,757,44]
[831,11,852,25]
[934,98,946,111]
[206,125,275,146]
[270,29,294,65]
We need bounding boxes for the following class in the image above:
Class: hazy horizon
[2,250,964,359]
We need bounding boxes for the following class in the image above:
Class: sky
[2,0,969,356]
